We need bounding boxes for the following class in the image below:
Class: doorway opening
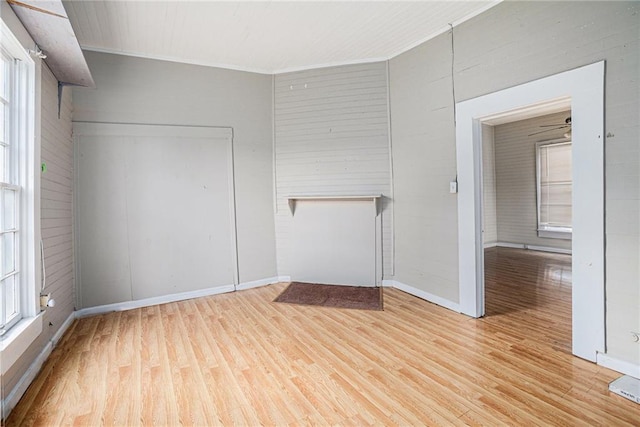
[455,61,605,362]
[481,110,574,353]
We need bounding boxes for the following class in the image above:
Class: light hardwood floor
[7,248,639,425]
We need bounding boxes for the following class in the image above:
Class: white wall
[273,63,392,280]
[389,32,459,303]
[74,124,237,308]
[493,111,572,251]
[389,1,639,365]
[72,52,277,297]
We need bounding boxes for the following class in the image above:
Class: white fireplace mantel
[286,194,382,216]
[286,194,382,286]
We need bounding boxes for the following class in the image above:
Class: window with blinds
[536,141,572,239]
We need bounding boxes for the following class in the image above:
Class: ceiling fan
[528,116,572,139]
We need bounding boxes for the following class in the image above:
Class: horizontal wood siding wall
[493,111,572,251]
[40,65,75,322]
[274,63,392,278]
[482,124,497,245]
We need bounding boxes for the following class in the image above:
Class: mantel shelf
[285,194,382,216]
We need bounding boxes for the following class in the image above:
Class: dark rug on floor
[274,282,383,311]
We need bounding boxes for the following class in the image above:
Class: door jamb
[454,62,605,362]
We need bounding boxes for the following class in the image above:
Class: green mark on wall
[41,162,47,173]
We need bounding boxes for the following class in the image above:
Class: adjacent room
[482,110,575,353]
[1,1,639,424]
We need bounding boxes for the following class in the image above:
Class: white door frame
[455,62,605,362]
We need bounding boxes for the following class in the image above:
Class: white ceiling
[62,1,500,75]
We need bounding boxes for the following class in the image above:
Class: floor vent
[609,375,640,404]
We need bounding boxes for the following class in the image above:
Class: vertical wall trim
[385,60,395,277]
[73,129,81,309]
[228,128,240,287]
[122,155,135,300]
[449,23,457,127]
[272,74,278,215]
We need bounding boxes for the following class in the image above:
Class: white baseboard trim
[483,241,498,249]
[525,244,572,255]
[495,242,572,255]
[236,276,289,291]
[1,311,75,420]
[74,276,293,318]
[382,279,460,313]
[496,242,525,249]
[75,284,236,318]
[51,311,76,347]
[597,352,640,379]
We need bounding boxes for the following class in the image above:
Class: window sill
[538,228,572,240]
[0,314,43,375]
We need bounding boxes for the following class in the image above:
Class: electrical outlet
[40,294,50,310]
[39,293,55,310]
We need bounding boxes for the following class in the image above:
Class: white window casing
[536,140,572,239]
[0,18,41,375]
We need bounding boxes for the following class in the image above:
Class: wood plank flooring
[7,248,639,425]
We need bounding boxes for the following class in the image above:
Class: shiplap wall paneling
[493,111,572,251]
[482,124,497,246]
[274,63,391,282]
[40,64,75,321]
[74,123,236,308]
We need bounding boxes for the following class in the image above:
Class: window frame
[535,139,572,240]
[0,17,41,373]
[2,46,23,332]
